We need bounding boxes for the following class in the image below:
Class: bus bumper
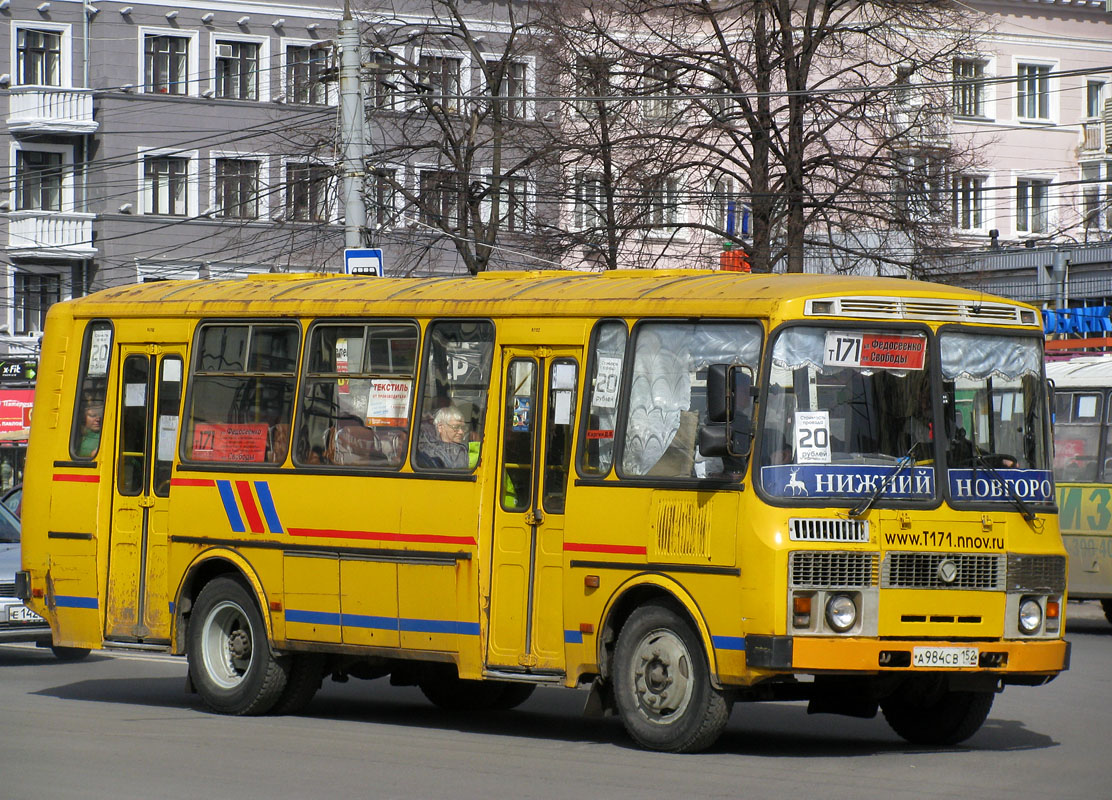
[746,635,1069,676]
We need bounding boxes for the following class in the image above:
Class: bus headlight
[1018,597,1043,635]
[825,594,857,633]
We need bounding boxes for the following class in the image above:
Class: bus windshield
[940,331,1052,506]
[758,326,935,502]
[758,327,1051,507]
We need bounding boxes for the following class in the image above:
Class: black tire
[418,666,534,712]
[50,645,91,661]
[880,676,994,745]
[612,603,730,753]
[187,577,289,716]
[271,653,325,715]
[1101,598,1112,626]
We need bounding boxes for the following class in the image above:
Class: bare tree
[357,0,563,275]
[541,0,988,275]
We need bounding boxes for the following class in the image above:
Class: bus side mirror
[702,364,755,458]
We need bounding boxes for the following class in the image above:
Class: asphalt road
[2,602,1109,800]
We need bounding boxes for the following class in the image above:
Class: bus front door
[104,346,185,643]
[487,349,580,676]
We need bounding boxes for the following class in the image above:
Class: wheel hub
[228,627,251,661]
[632,631,692,718]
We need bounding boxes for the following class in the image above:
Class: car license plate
[912,646,978,668]
[7,605,44,624]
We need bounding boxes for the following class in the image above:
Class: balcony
[5,211,96,257]
[1082,120,1104,152]
[6,88,97,135]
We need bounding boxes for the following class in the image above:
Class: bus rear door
[104,344,186,643]
[487,348,580,677]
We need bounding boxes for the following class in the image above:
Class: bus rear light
[32,587,44,599]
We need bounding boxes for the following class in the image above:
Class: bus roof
[55,270,1040,326]
[1045,353,1112,387]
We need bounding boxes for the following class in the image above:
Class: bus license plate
[7,605,44,623]
[912,646,978,668]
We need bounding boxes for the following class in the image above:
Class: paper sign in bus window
[823,332,926,371]
[192,422,268,462]
[366,379,411,427]
[593,357,622,408]
[794,410,831,464]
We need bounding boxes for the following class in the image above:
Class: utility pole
[339,0,367,250]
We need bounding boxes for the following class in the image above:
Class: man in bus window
[77,402,103,458]
[418,405,472,469]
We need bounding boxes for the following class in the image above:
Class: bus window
[184,323,299,464]
[580,320,626,477]
[1054,391,1102,481]
[414,320,495,471]
[118,355,151,495]
[70,321,113,460]
[501,359,537,510]
[542,359,578,513]
[621,321,761,479]
[296,322,418,468]
[153,356,183,496]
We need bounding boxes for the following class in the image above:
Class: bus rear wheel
[880,676,994,745]
[187,577,289,716]
[612,603,730,753]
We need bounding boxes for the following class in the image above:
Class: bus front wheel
[880,676,994,745]
[612,603,730,753]
[187,577,289,716]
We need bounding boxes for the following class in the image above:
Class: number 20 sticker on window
[824,332,926,371]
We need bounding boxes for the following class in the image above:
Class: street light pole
[339,0,367,250]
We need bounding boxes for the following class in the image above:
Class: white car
[0,502,88,659]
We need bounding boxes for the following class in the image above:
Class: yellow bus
[1045,354,1112,625]
[18,270,1068,752]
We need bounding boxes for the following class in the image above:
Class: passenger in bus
[417,405,471,469]
[77,402,103,458]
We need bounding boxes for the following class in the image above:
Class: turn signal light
[792,594,812,629]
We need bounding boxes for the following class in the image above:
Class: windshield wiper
[970,446,1036,523]
[849,445,919,519]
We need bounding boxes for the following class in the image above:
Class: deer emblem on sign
[786,467,808,496]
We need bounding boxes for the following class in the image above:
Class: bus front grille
[789,551,877,588]
[789,518,869,543]
[882,552,1006,590]
[1007,554,1067,593]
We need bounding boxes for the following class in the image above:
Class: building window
[370,51,398,110]
[144,156,188,215]
[574,56,611,116]
[15,150,63,211]
[370,168,398,228]
[643,177,681,229]
[952,176,985,230]
[495,176,529,232]
[643,62,678,120]
[215,40,259,100]
[14,273,61,335]
[419,169,463,230]
[215,158,259,219]
[1087,80,1106,119]
[418,55,462,113]
[286,163,332,222]
[574,173,604,230]
[899,152,946,221]
[1017,63,1050,121]
[486,59,527,119]
[953,58,986,118]
[1016,178,1050,234]
[16,29,61,86]
[145,34,189,95]
[287,45,329,105]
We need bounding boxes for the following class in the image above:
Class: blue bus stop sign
[344,248,384,276]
